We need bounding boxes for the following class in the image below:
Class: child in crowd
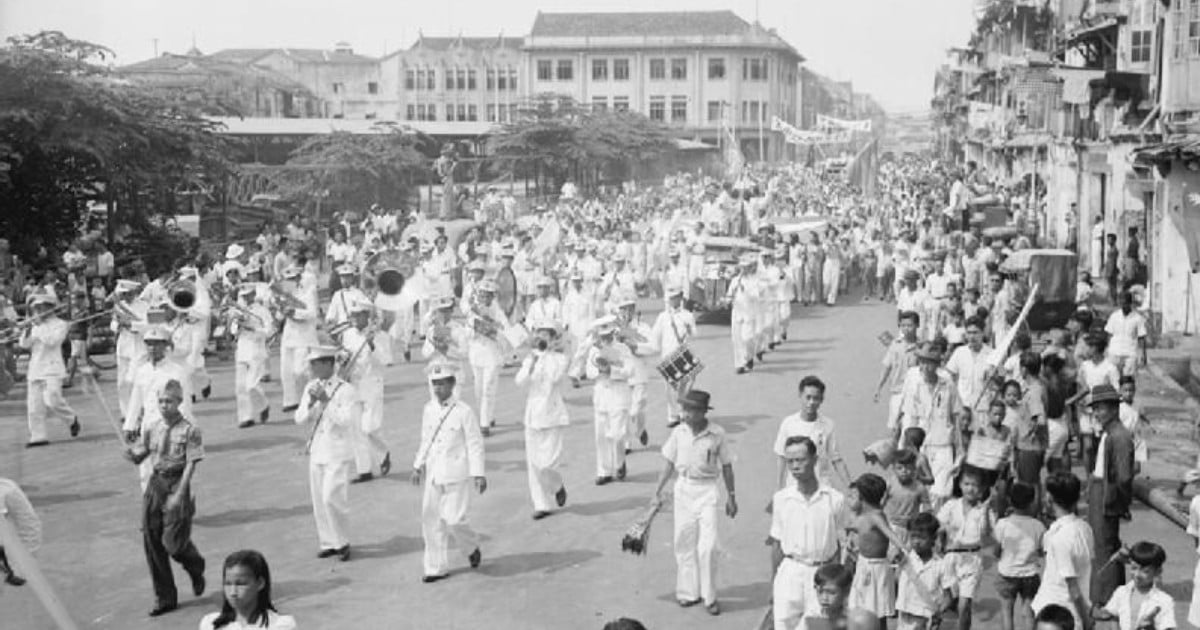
[963,288,982,322]
[895,512,953,630]
[943,307,966,350]
[199,549,296,630]
[884,449,930,549]
[1093,541,1176,630]
[901,427,936,488]
[937,467,993,630]
[1035,604,1077,630]
[992,482,1046,630]
[89,277,108,312]
[803,563,880,629]
[848,473,910,629]
[975,399,1014,513]
[1002,334,1033,381]
[1118,375,1149,475]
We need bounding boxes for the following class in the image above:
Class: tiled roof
[209,48,377,65]
[116,54,314,93]
[530,10,752,38]
[208,48,273,64]
[410,36,524,51]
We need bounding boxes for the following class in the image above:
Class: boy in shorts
[993,481,1046,630]
[884,449,930,549]
[848,473,911,629]
[895,512,953,630]
[937,467,993,630]
[1094,541,1176,630]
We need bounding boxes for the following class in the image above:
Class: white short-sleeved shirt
[661,422,734,481]
[896,553,954,617]
[773,413,842,483]
[1105,309,1148,357]
[199,611,297,630]
[1103,583,1176,630]
[1032,514,1094,616]
[946,344,994,410]
[993,514,1045,578]
[0,478,41,553]
[770,484,848,564]
[936,497,990,547]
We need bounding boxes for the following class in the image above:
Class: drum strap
[668,312,686,346]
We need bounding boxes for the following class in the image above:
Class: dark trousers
[142,473,204,605]
[1087,481,1123,604]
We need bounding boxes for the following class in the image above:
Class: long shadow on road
[475,549,602,578]
[194,504,312,528]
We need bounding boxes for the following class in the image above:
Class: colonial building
[521,10,804,161]
[378,34,523,124]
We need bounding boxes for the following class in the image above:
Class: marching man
[649,284,697,427]
[525,275,563,331]
[177,266,213,400]
[585,316,636,485]
[340,300,391,483]
[649,390,737,616]
[124,326,194,490]
[613,294,654,449]
[422,294,469,371]
[232,284,271,428]
[325,263,368,332]
[727,257,761,374]
[412,363,486,582]
[278,266,320,413]
[112,279,148,424]
[771,247,792,346]
[296,344,359,562]
[20,293,79,447]
[514,321,570,519]
[466,279,510,436]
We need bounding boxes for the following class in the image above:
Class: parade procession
[7,2,1200,630]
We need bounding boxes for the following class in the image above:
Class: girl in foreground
[199,550,296,629]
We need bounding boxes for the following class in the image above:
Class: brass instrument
[0,304,71,342]
[222,301,265,331]
[361,249,416,297]
[269,281,308,313]
[167,280,197,313]
[469,291,500,340]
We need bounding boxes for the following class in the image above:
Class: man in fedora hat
[19,292,79,447]
[413,362,486,581]
[899,342,963,504]
[296,344,360,562]
[650,389,737,616]
[1086,383,1134,604]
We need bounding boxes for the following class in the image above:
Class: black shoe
[351,473,374,484]
[191,395,197,404]
[282,404,298,413]
[148,602,178,617]
[317,548,339,558]
[25,440,49,449]
[555,486,567,507]
[4,573,25,586]
[337,545,351,562]
[380,452,392,476]
[69,418,80,437]
[595,476,613,486]
[201,385,211,400]
[616,463,627,480]
[468,547,481,568]
[756,351,765,361]
[532,511,552,520]
[639,430,648,446]
[260,408,269,423]
[747,359,754,370]
[422,573,448,583]
[238,420,255,429]
[677,598,702,608]
[781,332,788,340]
[706,601,721,616]
[404,350,412,362]
[192,572,206,597]
[736,367,747,375]
[481,426,491,437]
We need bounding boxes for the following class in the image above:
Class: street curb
[1136,360,1200,530]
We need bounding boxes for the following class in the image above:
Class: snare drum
[656,346,703,386]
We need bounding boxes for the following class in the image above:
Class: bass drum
[495,266,518,317]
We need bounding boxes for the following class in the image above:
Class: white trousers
[673,478,720,605]
[731,315,756,367]
[27,377,76,443]
[471,361,500,428]
[280,345,309,408]
[421,479,479,576]
[773,559,821,630]
[822,262,841,305]
[525,425,565,512]
[664,381,682,426]
[235,360,267,424]
[593,403,629,477]
[117,355,135,419]
[352,388,388,476]
[627,382,647,444]
[308,459,352,551]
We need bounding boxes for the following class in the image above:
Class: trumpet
[269,282,308,314]
[221,302,265,329]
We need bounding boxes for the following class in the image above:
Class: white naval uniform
[112,301,148,419]
[772,263,792,342]
[584,342,636,477]
[524,297,564,330]
[340,326,389,476]
[325,286,369,329]
[649,306,697,423]
[414,395,485,577]
[515,350,570,512]
[727,273,760,369]
[296,376,360,552]
[279,283,320,408]
[19,318,77,443]
[756,268,780,348]
[662,262,689,297]
[562,285,596,345]
[466,301,510,429]
[663,422,734,606]
[181,277,213,395]
[233,303,272,424]
[621,320,656,445]
[122,355,194,489]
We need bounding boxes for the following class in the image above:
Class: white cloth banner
[816,114,872,133]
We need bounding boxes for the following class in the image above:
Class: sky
[0,0,977,114]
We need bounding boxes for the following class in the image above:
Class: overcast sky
[0,0,976,113]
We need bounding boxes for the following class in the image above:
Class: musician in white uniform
[325,264,368,330]
[296,345,359,562]
[585,316,636,485]
[727,257,761,374]
[176,266,213,400]
[232,284,272,428]
[466,279,510,436]
[277,266,320,412]
[20,293,79,447]
[459,261,486,317]
[613,294,654,449]
[599,254,636,312]
[341,299,390,483]
[515,321,570,519]
[412,363,486,582]
[123,326,194,489]
[771,247,792,344]
[562,270,595,348]
[111,279,148,422]
[756,251,781,353]
[649,284,698,426]
[662,248,689,298]
[524,275,563,330]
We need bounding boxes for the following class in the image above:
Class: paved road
[2,294,1194,629]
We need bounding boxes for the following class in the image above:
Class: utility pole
[152,38,159,57]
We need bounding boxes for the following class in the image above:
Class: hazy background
[0,0,977,113]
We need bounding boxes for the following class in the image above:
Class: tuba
[167,280,197,312]
[362,248,417,297]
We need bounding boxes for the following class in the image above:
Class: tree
[0,31,237,264]
[488,94,675,193]
[272,122,427,216]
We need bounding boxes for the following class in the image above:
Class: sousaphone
[362,248,417,297]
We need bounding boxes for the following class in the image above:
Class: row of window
[537,57,775,82]
[586,96,771,124]
[406,103,480,122]
[403,67,519,91]
[331,82,379,95]
[1171,0,1200,59]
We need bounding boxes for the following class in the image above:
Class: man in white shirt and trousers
[277,266,320,413]
[466,279,510,436]
[649,285,697,427]
[585,316,637,485]
[111,279,148,424]
[20,293,79,447]
[295,344,359,562]
[515,321,570,519]
[728,257,761,374]
[340,299,391,483]
[232,284,271,428]
[123,325,194,489]
[412,362,486,582]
